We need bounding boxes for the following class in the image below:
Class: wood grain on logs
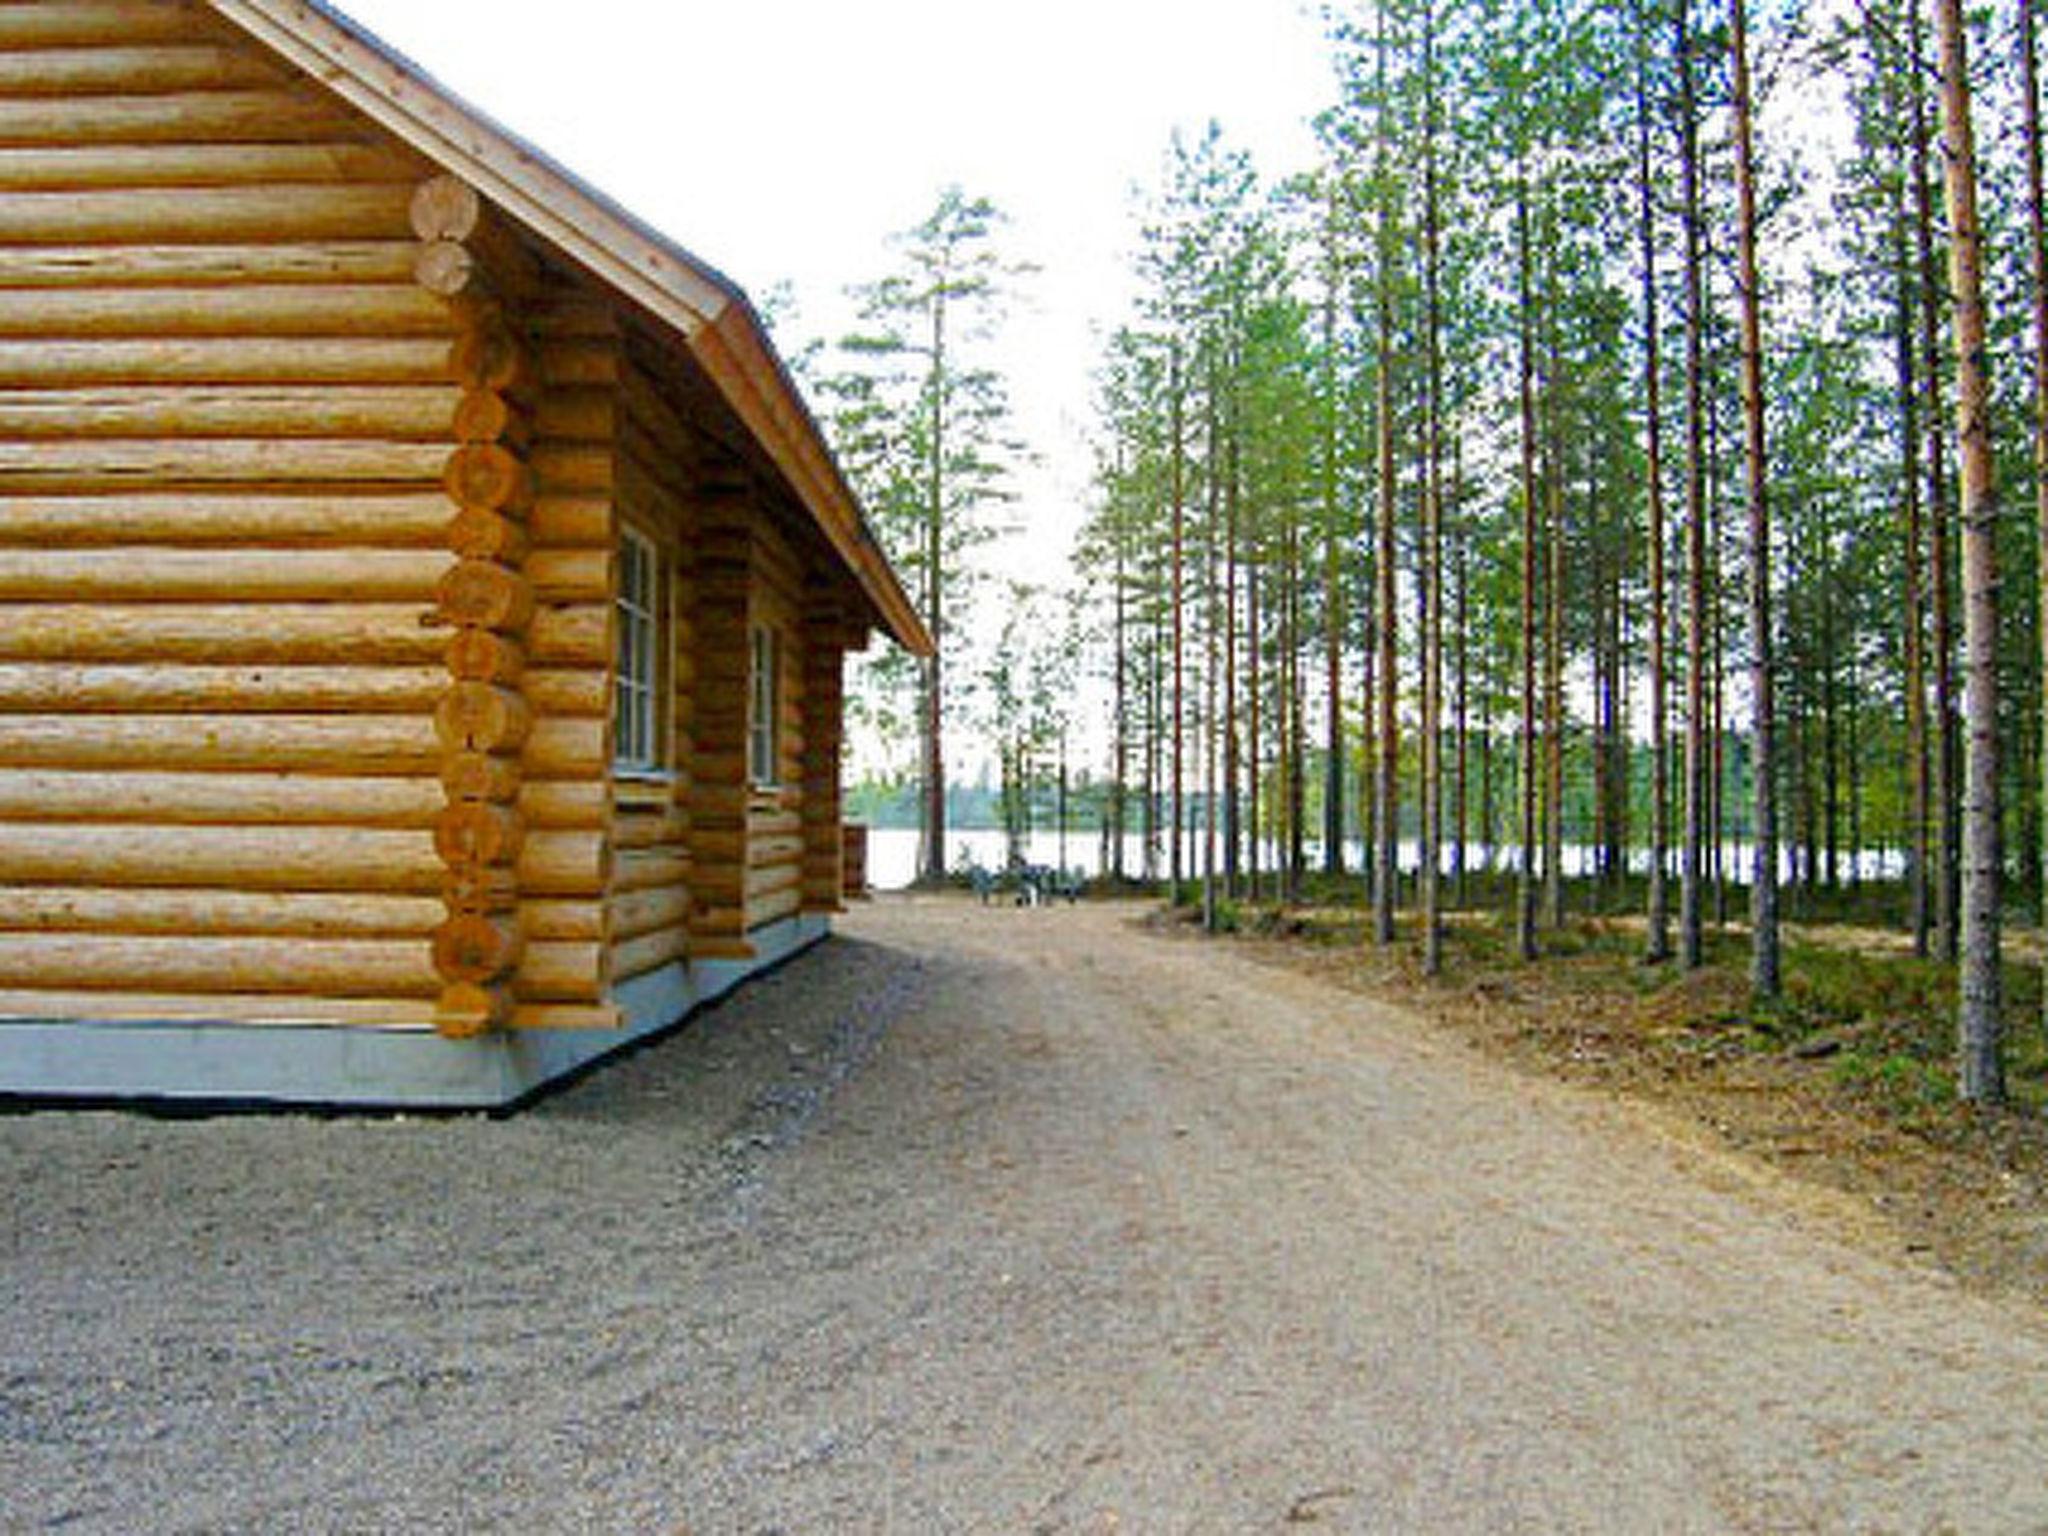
[526,602,608,666]
[0,438,451,486]
[523,717,606,779]
[0,242,420,289]
[0,548,448,602]
[0,767,441,825]
[609,885,690,942]
[0,822,441,889]
[515,830,606,896]
[537,336,617,388]
[0,44,287,96]
[523,667,606,717]
[0,91,349,147]
[0,714,439,773]
[526,547,609,601]
[0,604,444,664]
[0,887,442,940]
[0,5,222,49]
[0,663,444,714]
[518,778,605,830]
[0,184,416,243]
[0,385,461,440]
[0,932,438,997]
[610,926,688,983]
[0,990,433,1028]
[517,939,604,1002]
[508,1001,621,1031]
[0,142,412,189]
[519,898,602,943]
[0,337,450,385]
[529,442,612,494]
[0,283,448,336]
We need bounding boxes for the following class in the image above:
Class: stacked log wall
[686,495,753,959]
[799,585,848,913]
[745,518,808,932]
[508,287,618,1029]
[0,3,464,1026]
[602,342,696,989]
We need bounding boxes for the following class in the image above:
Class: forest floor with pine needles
[1184,885,2048,1309]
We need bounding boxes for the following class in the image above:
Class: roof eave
[204,0,931,656]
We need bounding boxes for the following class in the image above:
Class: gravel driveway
[5,894,2048,1532]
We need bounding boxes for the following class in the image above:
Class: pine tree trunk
[1677,0,1711,969]
[1373,151,1401,947]
[1516,170,1542,962]
[1934,0,2006,1103]
[1911,0,1962,962]
[1731,0,1780,996]
[1287,518,1308,900]
[1891,49,1932,954]
[1111,488,1129,881]
[1454,470,1472,909]
[1169,345,1187,903]
[918,285,950,887]
[2020,0,2048,1038]
[1222,373,1242,898]
[1638,0,1671,950]
[1542,293,1567,932]
[1421,11,1445,975]
[1321,231,1346,878]
[1640,0,1673,958]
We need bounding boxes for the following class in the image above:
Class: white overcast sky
[338,0,1333,579]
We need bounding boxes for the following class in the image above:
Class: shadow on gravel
[531,936,934,1140]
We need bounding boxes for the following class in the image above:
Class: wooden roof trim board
[204,0,932,657]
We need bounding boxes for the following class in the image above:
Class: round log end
[433,913,520,986]
[443,443,533,515]
[410,174,485,244]
[434,979,508,1038]
[435,680,533,754]
[440,748,522,803]
[445,628,526,685]
[435,559,535,633]
[434,800,525,868]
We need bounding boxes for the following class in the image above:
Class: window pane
[613,530,663,771]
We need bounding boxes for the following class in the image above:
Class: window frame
[748,622,779,787]
[612,526,666,777]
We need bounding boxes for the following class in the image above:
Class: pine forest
[821,0,2048,1112]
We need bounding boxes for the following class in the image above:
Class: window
[748,623,778,785]
[613,528,663,772]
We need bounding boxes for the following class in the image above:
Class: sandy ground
[5,894,2048,1532]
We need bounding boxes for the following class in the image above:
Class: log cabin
[0,0,930,1106]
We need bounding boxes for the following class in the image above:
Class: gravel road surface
[5,894,2048,1532]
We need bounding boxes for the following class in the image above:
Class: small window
[613,529,664,772]
[748,623,778,785]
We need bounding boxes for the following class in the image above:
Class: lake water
[857,826,1908,893]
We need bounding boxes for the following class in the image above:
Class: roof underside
[204,0,931,656]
